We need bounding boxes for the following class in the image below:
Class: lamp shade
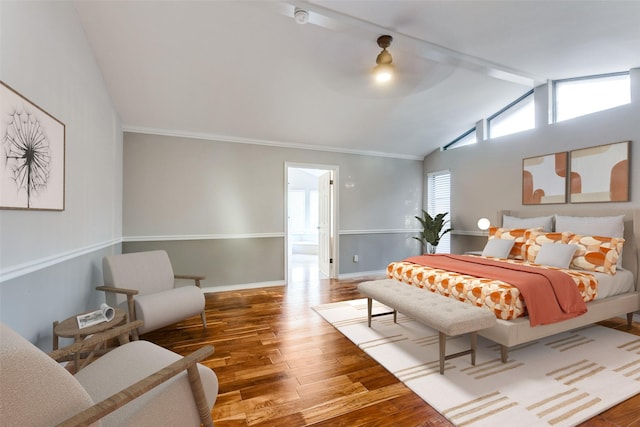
[477,218,491,231]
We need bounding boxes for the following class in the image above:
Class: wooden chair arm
[48,321,143,362]
[95,285,139,296]
[55,345,215,427]
[174,274,206,288]
[95,286,139,339]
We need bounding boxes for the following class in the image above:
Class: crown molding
[122,125,424,161]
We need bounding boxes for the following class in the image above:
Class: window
[288,189,319,240]
[288,190,306,233]
[443,128,476,150]
[427,171,451,254]
[554,72,630,122]
[488,90,534,139]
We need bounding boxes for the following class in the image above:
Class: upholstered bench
[358,279,497,374]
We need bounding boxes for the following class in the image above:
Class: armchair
[0,321,218,427]
[98,250,207,339]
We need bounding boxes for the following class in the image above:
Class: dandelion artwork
[1,82,65,210]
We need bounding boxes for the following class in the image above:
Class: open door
[318,171,333,278]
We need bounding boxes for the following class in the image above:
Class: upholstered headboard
[497,209,640,290]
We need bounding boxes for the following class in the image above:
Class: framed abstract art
[522,152,567,205]
[569,141,629,203]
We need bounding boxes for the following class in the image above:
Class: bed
[386,209,640,360]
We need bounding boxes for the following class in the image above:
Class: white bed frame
[478,209,640,362]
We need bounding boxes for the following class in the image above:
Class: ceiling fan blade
[306,10,341,30]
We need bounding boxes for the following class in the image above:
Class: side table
[53,308,127,372]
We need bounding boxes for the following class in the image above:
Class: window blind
[427,171,451,254]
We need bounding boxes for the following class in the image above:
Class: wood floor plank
[142,278,640,426]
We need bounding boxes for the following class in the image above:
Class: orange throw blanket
[404,254,587,326]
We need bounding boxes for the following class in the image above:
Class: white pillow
[481,239,515,258]
[534,243,579,269]
[554,214,624,237]
[503,215,553,232]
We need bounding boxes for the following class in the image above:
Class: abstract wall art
[522,152,567,205]
[1,81,65,211]
[569,141,629,203]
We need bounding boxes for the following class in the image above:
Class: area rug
[312,299,640,427]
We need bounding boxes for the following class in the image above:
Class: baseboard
[338,270,387,280]
[201,280,284,293]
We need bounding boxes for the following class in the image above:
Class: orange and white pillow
[488,227,542,260]
[568,234,625,275]
[523,229,574,263]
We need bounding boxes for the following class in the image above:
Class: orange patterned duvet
[386,257,598,320]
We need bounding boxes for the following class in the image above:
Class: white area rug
[313,299,640,427]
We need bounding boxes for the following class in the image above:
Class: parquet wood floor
[143,277,640,427]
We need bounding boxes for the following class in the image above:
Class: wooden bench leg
[367,298,372,327]
[439,332,480,374]
[439,332,446,374]
[470,331,477,366]
[501,345,508,363]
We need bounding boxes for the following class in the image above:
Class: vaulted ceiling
[74,1,640,159]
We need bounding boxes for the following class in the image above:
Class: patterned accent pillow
[524,230,574,263]
[568,234,625,275]
[488,227,542,260]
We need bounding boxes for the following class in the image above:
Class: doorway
[285,163,338,284]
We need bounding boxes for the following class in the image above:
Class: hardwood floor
[143,276,640,426]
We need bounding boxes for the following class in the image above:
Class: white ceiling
[73,1,640,159]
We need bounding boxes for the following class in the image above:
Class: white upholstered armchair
[98,250,207,339]
[0,321,218,427]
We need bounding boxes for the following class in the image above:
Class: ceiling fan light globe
[376,71,392,83]
[373,63,394,83]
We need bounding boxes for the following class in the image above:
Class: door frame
[284,162,339,282]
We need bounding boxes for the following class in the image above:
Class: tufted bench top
[358,279,496,336]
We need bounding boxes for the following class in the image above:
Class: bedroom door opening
[285,164,338,285]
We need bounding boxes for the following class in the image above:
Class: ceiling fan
[269,0,542,87]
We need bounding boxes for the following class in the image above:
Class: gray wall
[424,72,640,255]
[0,2,122,348]
[122,132,423,286]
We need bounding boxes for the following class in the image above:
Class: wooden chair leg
[126,295,139,341]
[53,321,59,351]
[187,364,214,427]
[201,311,207,329]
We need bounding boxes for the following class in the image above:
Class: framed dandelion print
[1,81,65,211]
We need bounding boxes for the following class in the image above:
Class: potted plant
[413,210,453,254]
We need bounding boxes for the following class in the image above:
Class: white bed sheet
[592,268,635,300]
